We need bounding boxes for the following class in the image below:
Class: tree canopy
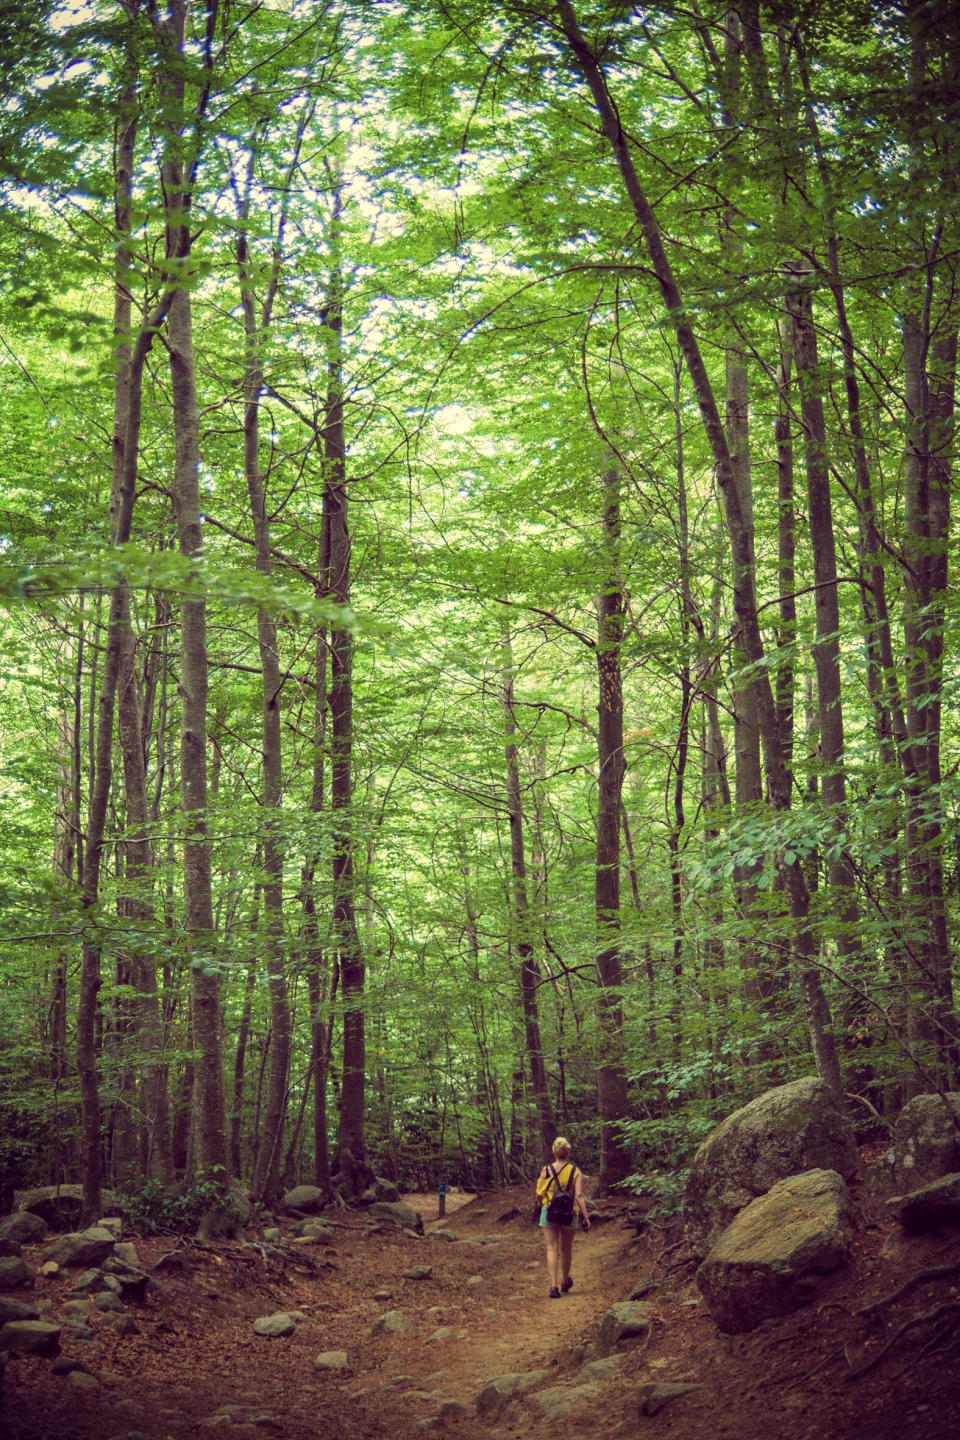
[1,0,958,1218]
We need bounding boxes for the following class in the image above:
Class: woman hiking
[535,1135,590,1298]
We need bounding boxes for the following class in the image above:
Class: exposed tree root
[857,1260,960,1317]
[846,1300,960,1379]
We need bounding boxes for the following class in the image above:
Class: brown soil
[4,1169,960,1440]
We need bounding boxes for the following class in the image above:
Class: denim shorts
[539,1205,576,1230]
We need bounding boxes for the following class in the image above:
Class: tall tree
[157,0,229,1191]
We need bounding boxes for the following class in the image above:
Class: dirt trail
[5,1177,960,1440]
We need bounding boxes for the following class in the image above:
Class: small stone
[466,1274,482,1287]
[253,1312,295,1338]
[67,1370,100,1391]
[427,1327,453,1343]
[313,1350,349,1371]
[97,1217,123,1239]
[637,1381,707,1416]
[263,1227,282,1244]
[63,1299,95,1322]
[52,1356,92,1376]
[596,1301,654,1356]
[113,1242,141,1268]
[401,1265,433,1280]
[373,1287,394,1300]
[40,1261,60,1278]
[476,1371,551,1420]
[94,1290,126,1313]
[373,1309,413,1333]
[71,1268,106,1293]
[0,1297,39,1323]
[437,1400,469,1421]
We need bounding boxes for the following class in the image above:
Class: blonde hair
[552,1136,571,1160]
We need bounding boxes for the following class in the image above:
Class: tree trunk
[785,264,862,996]
[237,152,291,1205]
[556,0,843,1094]
[595,465,632,1189]
[501,624,556,1152]
[322,175,370,1196]
[159,0,228,1191]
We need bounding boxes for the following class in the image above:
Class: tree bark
[595,465,632,1189]
[501,624,556,1152]
[322,174,370,1195]
[159,0,229,1190]
[556,0,843,1094]
[237,149,291,1205]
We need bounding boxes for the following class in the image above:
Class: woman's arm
[575,1170,590,1227]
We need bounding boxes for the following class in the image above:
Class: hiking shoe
[561,1276,573,1293]
[549,1286,561,1299]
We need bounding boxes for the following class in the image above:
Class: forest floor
[4,1159,960,1440]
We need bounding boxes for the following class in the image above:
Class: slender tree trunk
[668,363,692,1055]
[159,0,228,1192]
[785,264,861,988]
[501,624,556,1151]
[237,154,291,1206]
[720,10,768,1027]
[321,175,370,1195]
[556,0,843,1093]
[595,465,632,1189]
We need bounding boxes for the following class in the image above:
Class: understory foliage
[0,0,958,1211]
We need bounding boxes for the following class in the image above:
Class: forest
[0,0,957,1228]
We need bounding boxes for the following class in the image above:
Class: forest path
[7,1175,960,1440]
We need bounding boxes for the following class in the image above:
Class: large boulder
[892,1093,960,1190]
[281,1185,325,1215]
[696,1169,855,1334]
[13,1185,119,1231]
[359,1176,401,1205]
[41,1227,116,1270]
[0,1211,48,1246]
[888,1172,960,1234]
[682,1077,860,1258]
[0,1256,36,1292]
[0,1319,61,1356]
[368,1200,423,1233]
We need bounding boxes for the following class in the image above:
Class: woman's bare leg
[544,1226,560,1291]
[559,1227,575,1287]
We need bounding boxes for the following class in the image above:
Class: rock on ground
[373,1308,414,1333]
[596,1301,654,1356]
[0,1256,36,1291]
[892,1093,960,1190]
[683,1077,860,1258]
[888,1171,960,1233]
[475,1370,552,1420]
[13,1185,120,1230]
[369,1200,423,1233]
[281,1184,325,1213]
[253,1312,297,1337]
[696,1168,855,1334]
[0,1211,49,1245]
[0,1319,62,1356]
[42,1227,117,1270]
